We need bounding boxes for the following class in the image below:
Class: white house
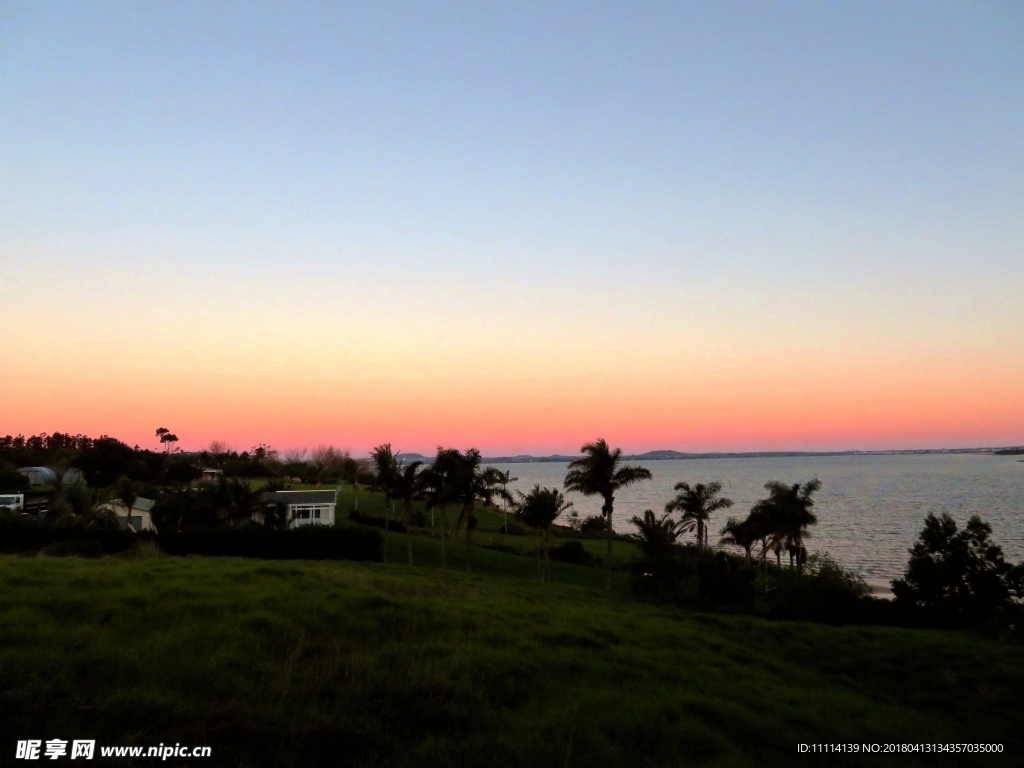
[94,497,157,532]
[259,490,336,527]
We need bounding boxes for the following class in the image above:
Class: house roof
[261,490,337,505]
[18,467,59,483]
[108,497,155,512]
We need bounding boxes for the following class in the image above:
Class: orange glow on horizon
[3,342,1021,455]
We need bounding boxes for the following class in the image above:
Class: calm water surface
[487,454,1024,592]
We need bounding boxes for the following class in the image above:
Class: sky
[1,1,1023,455]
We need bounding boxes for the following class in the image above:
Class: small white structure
[17,467,58,486]
[260,490,336,527]
[198,468,223,484]
[0,494,24,511]
[94,497,156,532]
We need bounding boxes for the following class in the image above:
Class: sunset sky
[2,2,1023,455]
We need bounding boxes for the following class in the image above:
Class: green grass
[1,550,1021,767]
[336,485,642,565]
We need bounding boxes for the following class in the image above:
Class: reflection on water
[487,454,1024,591]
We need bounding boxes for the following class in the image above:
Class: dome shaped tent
[17,467,59,485]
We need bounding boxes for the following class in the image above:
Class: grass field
[1,546,1022,767]
[334,485,643,567]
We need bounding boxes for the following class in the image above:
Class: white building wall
[289,503,336,527]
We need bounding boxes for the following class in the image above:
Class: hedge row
[158,525,382,561]
[0,522,382,562]
[0,521,140,556]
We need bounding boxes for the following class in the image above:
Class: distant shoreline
[392,447,1024,464]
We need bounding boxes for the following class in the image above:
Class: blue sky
[2,2,1023,451]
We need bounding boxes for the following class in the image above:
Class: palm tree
[719,516,757,560]
[391,458,425,566]
[628,509,686,598]
[209,476,261,527]
[664,481,733,550]
[750,479,821,574]
[629,508,682,563]
[113,476,141,531]
[370,444,400,564]
[429,448,512,573]
[563,438,652,590]
[495,469,517,535]
[419,455,454,570]
[515,485,573,582]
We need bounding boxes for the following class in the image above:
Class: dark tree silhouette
[156,428,179,454]
[495,469,518,535]
[113,476,141,531]
[428,448,511,573]
[418,455,453,570]
[719,516,758,560]
[665,481,733,549]
[749,479,821,574]
[515,485,573,582]
[391,455,425,565]
[370,444,399,564]
[892,512,1024,626]
[630,508,682,563]
[563,438,652,590]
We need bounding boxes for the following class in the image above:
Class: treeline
[0,432,377,490]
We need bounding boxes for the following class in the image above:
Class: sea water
[486,453,1024,593]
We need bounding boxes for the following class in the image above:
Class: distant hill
[393,447,1023,465]
[395,453,428,463]
[480,447,1022,464]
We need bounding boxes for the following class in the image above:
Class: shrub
[768,553,873,623]
[157,525,382,562]
[579,515,607,536]
[628,540,757,609]
[697,550,757,607]
[549,540,597,566]
[0,467,30,492]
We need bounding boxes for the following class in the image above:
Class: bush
[579,515,606,536]
[697,551,757,607]
[165,458,201,483]
[158,525,382,562]
[768,553,874,624]
[892,513,1024,629]
[629,543,758,608]
[549,540,597,566]
[0,468,30,492]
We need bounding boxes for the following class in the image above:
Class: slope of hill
[1,551,1020,767]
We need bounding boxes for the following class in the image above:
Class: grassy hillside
[1,551,1021,767]
[334,485,642,566]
